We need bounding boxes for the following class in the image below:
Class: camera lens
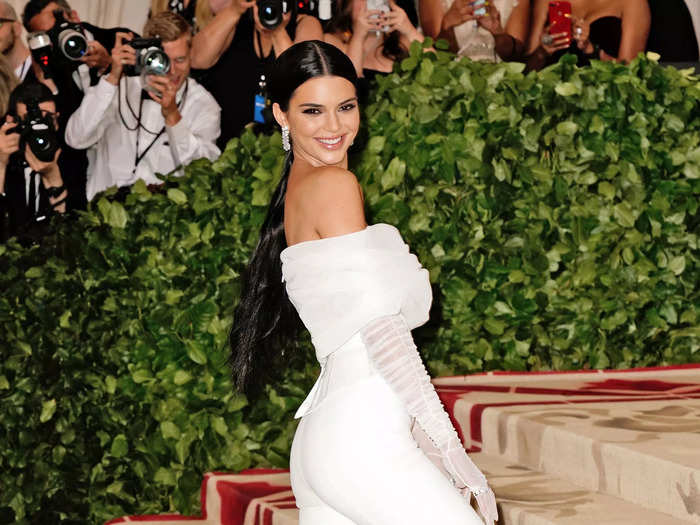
[59,29,87,60]
[258,0,284,29]
[142,49,171,76]
[28,130,58,162]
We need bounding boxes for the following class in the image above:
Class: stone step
[474,452,693,525]
[435,365,700,523]
[108,456,694,525]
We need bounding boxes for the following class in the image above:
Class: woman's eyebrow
[298,97,358,109]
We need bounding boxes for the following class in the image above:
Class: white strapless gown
[281,224,483,525]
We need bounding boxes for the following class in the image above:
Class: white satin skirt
[290,333,484,525]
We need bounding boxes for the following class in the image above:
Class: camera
[27,9,87,80]
[48,9,88,61]
[124,38,171,77]
[257,0,289,30]
[12,99,60,163]
[257,0,332,28]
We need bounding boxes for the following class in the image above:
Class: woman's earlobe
[272,102,288,129]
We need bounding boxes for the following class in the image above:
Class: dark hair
[229,41,357,395]
[323,0,408,62]
[22,0,71,31]
[8,82,55,117]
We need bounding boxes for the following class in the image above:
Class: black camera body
[257,0,332,29]
[125,38,171,77]
[12,100,60,163]
[27,9,87,79]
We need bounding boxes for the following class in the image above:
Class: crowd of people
[0,0,697,242]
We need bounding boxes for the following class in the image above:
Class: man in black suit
[0,82,78,242]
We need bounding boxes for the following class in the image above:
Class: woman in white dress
[229,40,498,525]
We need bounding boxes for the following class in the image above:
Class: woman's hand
[476,2,504,36]
[572,16,593,52]
[352,0,383,38]
[382,0,414,36]
[539,23,569,55]
[441,0,475,32]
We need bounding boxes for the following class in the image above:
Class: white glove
[361,315,498,524]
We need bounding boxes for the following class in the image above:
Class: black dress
[646,0,699,62]
[199,11,297,149]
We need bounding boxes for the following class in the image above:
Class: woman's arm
[295,14,325,42]
[419,0,475,53]
[191,1,255,69]
[526,0,549,54]
[616,0,650,62]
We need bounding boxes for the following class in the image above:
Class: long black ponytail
[229,41,358,396]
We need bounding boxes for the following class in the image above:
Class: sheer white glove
[360,315,498,523]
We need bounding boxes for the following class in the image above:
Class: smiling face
[162,34,191,91]
[274,75,359,168]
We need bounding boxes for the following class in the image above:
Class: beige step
[474,452,695,525]
[435,366,700,523]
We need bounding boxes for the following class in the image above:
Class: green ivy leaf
[110,435,128,458]
[39,399,56,423]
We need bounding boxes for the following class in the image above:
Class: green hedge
[1,43,699,523]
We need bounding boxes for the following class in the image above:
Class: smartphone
[472,0,486,17]
[548,1,572,41]
[366,0,390,32]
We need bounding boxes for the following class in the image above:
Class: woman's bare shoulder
[298,166,366,236]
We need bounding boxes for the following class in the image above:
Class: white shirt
[65,75,221,201]
[14,54,32,82]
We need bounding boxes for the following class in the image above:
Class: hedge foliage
[1,43,700,523]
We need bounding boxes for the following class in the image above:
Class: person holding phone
[419,0,530,62]
[525,0,650,71]
[324,0,423,80]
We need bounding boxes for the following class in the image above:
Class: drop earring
[282,126,291,152]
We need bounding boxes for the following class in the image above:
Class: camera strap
[254,31,274,124]
[131,79,189,175]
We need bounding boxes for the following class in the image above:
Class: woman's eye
[340,104,357,111]
[303,108,321,115]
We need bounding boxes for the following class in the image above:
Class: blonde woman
[0,54,18,116]
[149,0,232,32]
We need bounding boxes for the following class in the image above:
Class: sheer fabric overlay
[361,315,498,524]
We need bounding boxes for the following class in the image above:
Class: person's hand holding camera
[147,76,182,127]
[107,32,136,85]
[224,0,257,19]
[442,0,476,32]
[82,40,112,75]
[0,117,20,168]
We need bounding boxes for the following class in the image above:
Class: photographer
[0,83,74,242]
[0,2,31,82]
[191,0,322,147]
[23,0,136,80]
[65,12,221,201]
